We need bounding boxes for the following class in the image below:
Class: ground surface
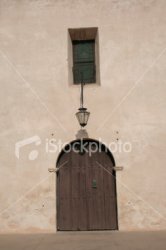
[0,231,165,250]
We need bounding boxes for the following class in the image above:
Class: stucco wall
[0,0,166,232]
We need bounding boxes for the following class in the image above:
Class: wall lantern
[76,82,90,127]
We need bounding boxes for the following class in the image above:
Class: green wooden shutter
[73,40,96,84]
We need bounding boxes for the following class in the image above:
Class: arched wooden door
[56,139,118,231]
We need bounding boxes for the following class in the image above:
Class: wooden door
[57,140,118,231]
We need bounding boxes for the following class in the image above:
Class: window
[68,27,100,85]
[73,40,95,84]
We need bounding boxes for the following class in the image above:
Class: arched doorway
[56,139,118,231]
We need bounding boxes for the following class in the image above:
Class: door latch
[92,179,97,188]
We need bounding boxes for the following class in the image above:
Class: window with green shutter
[68,27,99,85]
[72,40,96,84]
